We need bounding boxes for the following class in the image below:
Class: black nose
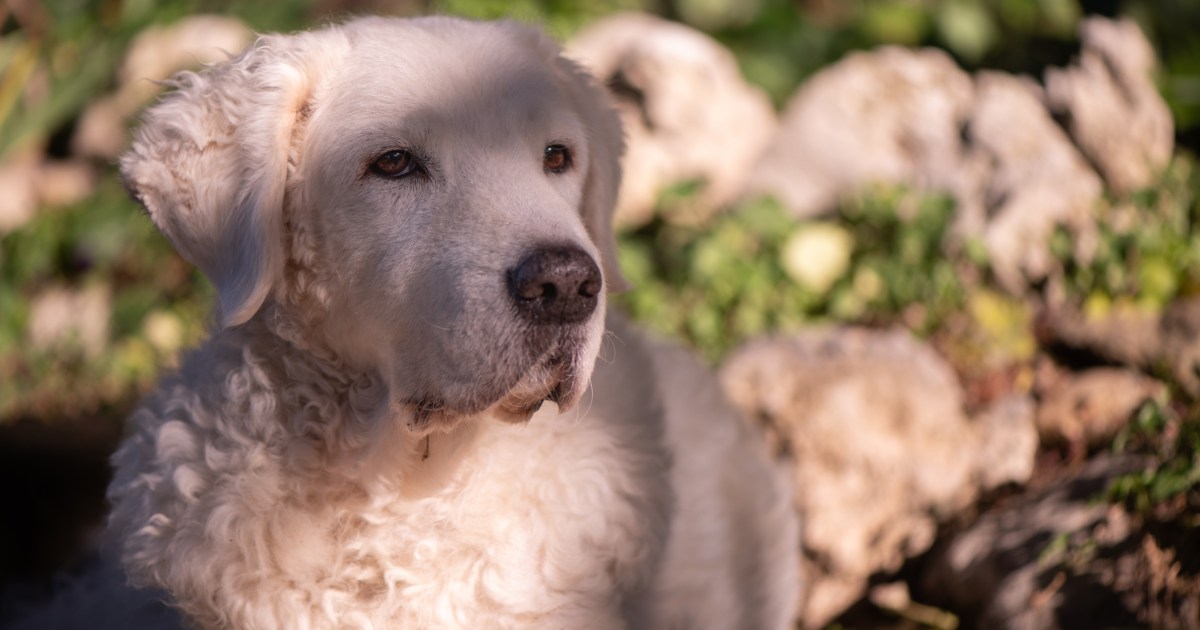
[507,245,602,325]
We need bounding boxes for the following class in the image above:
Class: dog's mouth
[491,351,580,424]
[401,346,587,434]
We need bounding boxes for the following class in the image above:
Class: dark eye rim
[544,144,572,174]
[368,149,425,179]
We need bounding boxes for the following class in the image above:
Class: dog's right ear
[121,30,347,328]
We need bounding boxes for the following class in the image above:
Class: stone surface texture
[720,328,1037,628]
[568,13,777,227]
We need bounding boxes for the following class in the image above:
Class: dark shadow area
[0,416,121,594]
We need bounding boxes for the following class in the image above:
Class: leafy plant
[1053,155,1200,317]
[0,174,211,422]
[431,0,649,38]
[0,0,319,160]
[615,184,978,361]
[1107,400,1200,517]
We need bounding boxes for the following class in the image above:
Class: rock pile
[567,12,1184,629]
[721,328,1038,627]
[568,13,777,228]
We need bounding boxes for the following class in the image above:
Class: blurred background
[1,0,1199,628]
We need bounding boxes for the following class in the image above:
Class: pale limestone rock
[0,156,99,233]
[0,156,39,233]
[34,159,98,209]
[973,394,1039,491]
[1039,304,1163,369]
[1038,297,1200,398]
[962,72,1102,292]
[74,15,253,158]
[1045,17,1174,194]
[568,13,777,227]
[1160,297,1200,396]
[28,285,112,357]
[720,328,1037,628]
[747,46,975,219]
[747,45,1110,293]
[1035,367,1165,448]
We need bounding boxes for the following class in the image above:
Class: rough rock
[73,15,252,159]
[0,156,98,234]
[973,394,1040,490]
[568,13,777,227]
[1035,367,1165,449]
[1046,17,1174,194]
[27,285,112,357]
[1039,297,1200,396]
[1160,297,1200,396]
[961,72,1102,292]
[920,455,1150,630]
[32,160,98,209]
[720,328,1038,628]
[747,44,1106,293]
[1037,304,1163,368]
[749,18,1172,294]
[0,155,39,234]
[746,46,974,220]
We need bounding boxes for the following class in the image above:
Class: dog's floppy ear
[553,55,631,293]
[121,31,344,327]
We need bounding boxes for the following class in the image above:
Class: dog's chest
[261,411,661,626]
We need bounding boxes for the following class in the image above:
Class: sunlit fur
[108,16,797,629]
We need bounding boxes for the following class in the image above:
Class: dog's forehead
[322,20,581,141]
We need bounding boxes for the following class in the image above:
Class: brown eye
[370,150,420,178]
[544,144,571,173]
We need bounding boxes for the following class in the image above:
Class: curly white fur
[104,16,798,630]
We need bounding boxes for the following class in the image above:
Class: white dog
[105,16,797,629]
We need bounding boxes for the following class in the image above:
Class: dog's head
[121,17,626,430]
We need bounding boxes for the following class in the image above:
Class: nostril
[579,278,600,299]
[507,245,601,325]
[515,281,553,301]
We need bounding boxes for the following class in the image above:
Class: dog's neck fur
[237,288,478,498]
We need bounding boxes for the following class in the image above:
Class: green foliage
[431,0,650,38]
[0,0,316,160]
[617,195,804,360]
[1124,0,1200,137]
[703,0,1087,109]
[834,187,969,329]
[0,175,211,421]
[1054,155,1200,316]
[616,186,975,361]
[1107,400,1200,515]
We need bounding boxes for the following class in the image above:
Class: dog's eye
[370,150,421,178]
[544,145,571,174]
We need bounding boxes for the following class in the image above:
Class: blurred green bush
[0,175,212,420]
[617,186,980,361]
